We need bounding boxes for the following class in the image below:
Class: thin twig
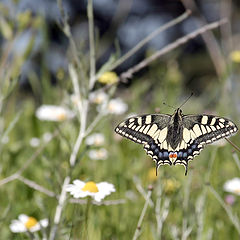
[220,0,233,55]
[109,10,191,72]
[132,186,153,240]
[84,112,104,137]
[17,176,56,197]
[0,130,58,187]
[49,176,71,240]
[0,173,18,186]
[181,0,226,77]
[155,182,170,239]
[57,0,87,87]
[70,100,88,167]
[133,176,154,207]
[196,147,217,240]
[208,184,240,234]
[225,138,240,153]
[69,64,82,114]
[119,18,227,82]
[232,152,240,172]
[88,0,96,90]
[49,97,88,240]
[50,40,91,240]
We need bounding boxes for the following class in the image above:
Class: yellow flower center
[234,188,240,194]
[57,112,67,121]
[25,217,38,229]
[164,179,180,194]
[108,103,115,112]
[97,149,107,158]
[82,181,99,193]
[95,96,104,104]
[230,51,240,63]
[98,72,118,84]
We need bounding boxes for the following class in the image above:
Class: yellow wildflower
[147,167,158,182]
[98,71,118,84]
[230,51,240,63]
[164,178,180,194]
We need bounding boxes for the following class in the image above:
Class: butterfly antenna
[178,92,193,109]
[163,102,175,110]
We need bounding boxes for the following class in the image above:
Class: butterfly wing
[115,114,173,166]
[174,114,238,171]
[115,112,238,176]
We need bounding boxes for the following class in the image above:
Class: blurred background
[1,0,240,239]
[1,0,239,96]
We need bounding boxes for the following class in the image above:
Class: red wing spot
[173,153,177,158]
[169,153,173,158]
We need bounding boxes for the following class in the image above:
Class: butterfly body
[115,108,238,175]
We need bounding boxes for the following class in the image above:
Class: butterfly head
[171,108,183,124]
[176,108,183,115]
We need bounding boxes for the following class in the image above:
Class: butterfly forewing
[115,114,171,144]
[183,114,238,145]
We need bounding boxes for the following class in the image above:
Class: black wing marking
[115,114,171,144]
[173,114,238,174]
[115,114,172,166]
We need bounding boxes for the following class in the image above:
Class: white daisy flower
[70,94,81,107]
[42,132,53,142]
[29,137,40,147]
[223,178,240,195]
[66,180,115,202]
[88,148,108,160]
[10,214,48,233]
[1,136,9,144]
[107,98,128,114]
[89,91,108,104]
[36,105,75,122]
[98,98,128,115]
[85,133,105,146]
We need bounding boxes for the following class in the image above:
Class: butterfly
[115,108,238,175]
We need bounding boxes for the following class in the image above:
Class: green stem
[132,186,153,240]
[82,197,91,239]
[88,0,96,90]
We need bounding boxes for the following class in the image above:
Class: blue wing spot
[178,151,183,159]
[183,152,187,159]
[150,144,157,150]
[187,148,192,155]
[154,148,159,154]
[158,152,163,159]
[192,144,197,149]
[163,151,169,159]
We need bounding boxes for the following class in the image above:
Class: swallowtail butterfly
[115,108,238,175]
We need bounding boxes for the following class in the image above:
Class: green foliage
[0,1,240,240]
[1,63,240,239]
